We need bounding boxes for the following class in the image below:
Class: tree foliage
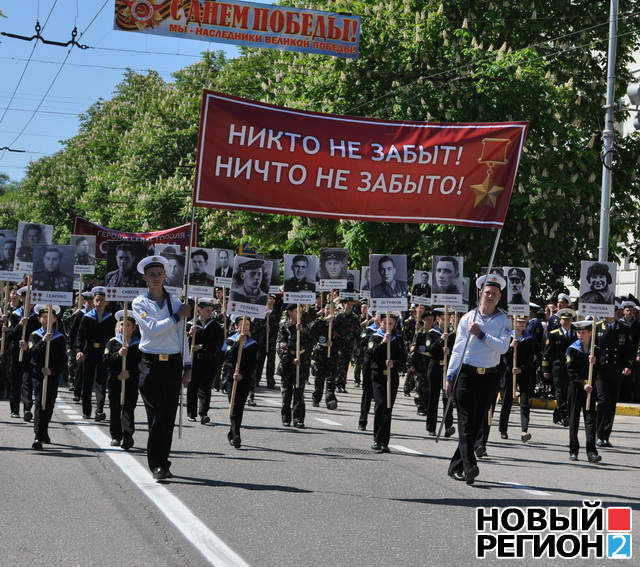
[2,1,640,298]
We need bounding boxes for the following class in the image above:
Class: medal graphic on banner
[471,138,511,208]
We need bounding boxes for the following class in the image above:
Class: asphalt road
[2,372,639,567]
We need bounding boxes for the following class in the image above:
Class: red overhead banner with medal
[193,91,529,228]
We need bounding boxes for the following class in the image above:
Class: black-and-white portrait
[284,254,317,293]
[432,256,463,295]
[370,254,408,299]
[346,270,360,293]
[0,229,16,271]
[229,256,273,319]
[360,266,370,296]
[105,240,147,288]
[579,261,616,307]
[155,244,185,290]
[319,248,348,289]
[189,248,216,289]
[213,248,234,285]
[412,270,431,298]
[72,235,96,275]
[504,266,531,306]
[30,244,74,305]
[268,259,281,293]
[14,221,53,273]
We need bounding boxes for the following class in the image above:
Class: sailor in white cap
[446,273,511,485]
[67,290,95,402]
[132,255,191,480]
[13,285,40,422]
[27,305,65,449]
[548,293,572,332]
[4,285,28,418]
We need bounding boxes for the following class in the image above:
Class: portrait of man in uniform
[214,249,234,278]
[32,245,74,292]
[432,256,462,295]
[0,238,16,271]
[360,266,370,291]
[579,262,615,305]
[370,255,408,298]
[15,222,53,265]
[319,248,348,280]
[72,235,96,267]
[506,267,528,305]
[105,242,146,287]
[412,270,431,298]
[189,248,215,287]
[230,258,271,305]
[157,245,185,288]
[284,254,315,292]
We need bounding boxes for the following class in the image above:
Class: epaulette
[550,328,562,335]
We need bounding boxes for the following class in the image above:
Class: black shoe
[293,421,305,429]
[465,465,480,485]
[282,420,291,427]
[562,417,569,427]
[381,446,390,453]
[342,387,348,394]
[247,397,257,407]
[521,433,531,443]
[200,415,211,425]
[445,426,456,438]
[110,439,121,447]
[596,439,604,447]
[187,417,197,422]
[371,442,383,453]
[32,439,43,450]
[358,424,366,431]
[326,399,338,410]
[152,467,169,480]
[413,397,420,406]
[233,436,241,449]
[354,381,360,387]
[165,469,174,479]
[475,446,487,458]
[601,439,613,448]
[72,396,80,402]
[500,432,508,440]
[569,453,578,461]
[94,412,106,422]
[10,412,20,418]
[41,433,51,444]
[587,452,602,463]
[24,411,33,422]
[417,410,427,416]
[449,469,465,481]
[312,401,320,407]
[122,436,134,451]
[267,382,276,390]
[427,430,436,437]
[82,414,91,420]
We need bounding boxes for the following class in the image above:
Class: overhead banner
[114,0,361,59]
[193,92,529,228]
[72,216,197,260]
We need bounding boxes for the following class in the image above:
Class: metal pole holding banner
[18,275,32,363]
[436,228,503,443]
[120,302,128,407]
[229,316,246,418]
[41,305,53,410]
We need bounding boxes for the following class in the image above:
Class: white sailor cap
[197,297,215,306]
[557,308,577,319]
[620,300,638,310]
[529,302,541,309]
[17,286,28,296]
[81,291,94,299]
[91,286,106,296]
[137,255,169,275]
[115,309,136,322]
[573,320,594,329]
[557,293,571,303]
[34,304,61,315]
[476,273,506,290]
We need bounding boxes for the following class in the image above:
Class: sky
[0,0,269,182]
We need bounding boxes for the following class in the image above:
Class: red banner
[193,91,528,228]
[72,217,197,260]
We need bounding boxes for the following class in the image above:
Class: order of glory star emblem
[470,175,505,207]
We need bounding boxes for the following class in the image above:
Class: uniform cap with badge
[137,255,169,275]
[34,304,60,315]
[557,308,577,319]
[115,309,136,323]
[91,286,107,296]
[475,273,506,290]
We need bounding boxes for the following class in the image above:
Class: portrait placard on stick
[267,259,281,294]
[318,248,348,291]
[104,240,148,301]
[360,266,370,299]
[0,229,20,282]
[213,248,235,288]
[342,269,360,299]
[13,222,54,275]
[504,266,531,316]
[451,277,470,313]
[188,248,216,297]
[411,270,432,306]
[31,244,75,305]
[155,244,185,296]
[72,235,96,275]
[578,260,616,318]
[431,255,463,306]
[228,256,273,319]
[283,254,317,304]
[369,254,408,311]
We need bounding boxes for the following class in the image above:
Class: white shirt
[132,291,190,365]
[446,308,511,380]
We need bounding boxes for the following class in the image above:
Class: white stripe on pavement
[313,417,344,426]
[59,411,249,567]
[389,445,425,455]
[498,481,551,496]
[262,399,281,406]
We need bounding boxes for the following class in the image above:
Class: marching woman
[223,315,257,448]
[365,312,406,453]
[105,310,141,451]
[27,305,66,449]
[132,255,191,480]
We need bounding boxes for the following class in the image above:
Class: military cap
[115,309,136,322]
[507,267,526,280]
[91,286,107,296]
[238,259,263,271]
[573,320,594,330]
[620,300,637,310]
[198,297,215,306]
[34,304,60,315]
[136,255,169,274]
[476,273,506,290]
[81,291,94,299]
[557,308,577,319]
[323,250,346,261]
[557,293,571,303]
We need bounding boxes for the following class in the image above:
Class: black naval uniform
[594,320,634,444]
[27,326,66,443]
[423,325,455,433]
[75,307,115,419]
[499,331,536,436]
[105,334,141,446]
[358,321,378,429]
[63,306,87,396]
[402,315,418,394]
[309,314,338,408]
[9,306,40,418]
[277,316,313,426]
[186,315,224,420]
[333,308,360,391]
[223,332,258,446]
[365,327,406,449]
[542,325,576,425]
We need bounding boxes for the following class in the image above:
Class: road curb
[524,397,640,416]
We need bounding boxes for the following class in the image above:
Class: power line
[0,107,80,116]
[0,55,178,74]
[91,46,204,58]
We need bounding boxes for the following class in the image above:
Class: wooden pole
[41,305,53,410]
[442,305,449,391]
[265,307,271,353]
[18,276,32,362]
[76,274,84,310]
[222,287,228,340]
[120,303,128,407]
[328,291,334,357]
[586,319,596,409]
[512,318,519,399]
[295,303,301,388]
[386,310,392,408]
[189,297,199,364]
[0,282,9,356]
[229,316,246,417]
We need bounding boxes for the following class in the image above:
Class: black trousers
[552,368,569,423]
[138,355,182,471]
[81,350,106,417]
[359,368,373,427]
[426,363,453,432]
[371,371,399,447]
[281,369,307,423]
[32,372,58,439]
[499,371,533,433]
[108,375,139,441]
[312,370,336,404]
[595,369,622,441]
[568,381,597,455]
[21,362,33,412]
[228,376,251,440]
[449,369,498,475]
[186,359,217,418]
[8,356,25,414]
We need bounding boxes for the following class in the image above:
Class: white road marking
[314,417,344,426]
[57,407,249,567]
[262,399,281,406]
[57,404,72,409]
[389,445,425,455]
[498,481,551,496]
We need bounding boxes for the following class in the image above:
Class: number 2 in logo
[607,534,632,559]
